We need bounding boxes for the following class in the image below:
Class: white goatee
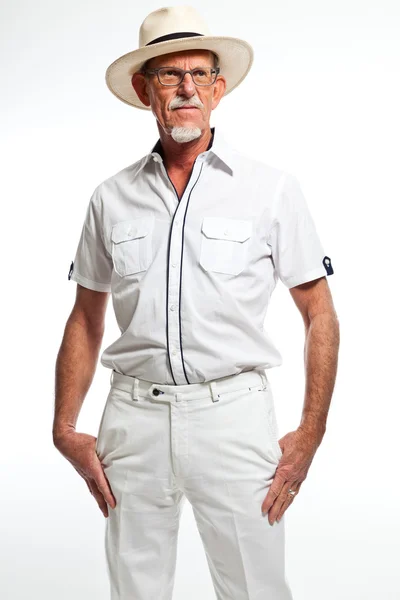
[170,126,202,143]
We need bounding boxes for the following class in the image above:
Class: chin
[170,125,202,143]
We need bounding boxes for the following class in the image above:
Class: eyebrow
[156,65,212,69]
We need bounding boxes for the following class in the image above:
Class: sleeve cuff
[69,271,111,292]
[282,266,329,289]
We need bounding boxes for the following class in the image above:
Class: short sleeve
[68,186,113,292]
[267,172,333,289]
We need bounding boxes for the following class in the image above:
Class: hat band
[145,32,204,46]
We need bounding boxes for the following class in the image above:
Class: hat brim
[105,36,254,110]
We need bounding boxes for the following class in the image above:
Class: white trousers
[95,368,294,600]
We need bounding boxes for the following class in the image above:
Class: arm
[290,276,340,450]
[52,283,116,517]
[53,284,109,442]
[262,276,340,524]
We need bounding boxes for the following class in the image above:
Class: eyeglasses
[144,66,220,86]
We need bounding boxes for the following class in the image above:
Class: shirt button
[171,262,177,268]
[170,304,176,311]
[171,348,177,355]
[152,388,160,396]
[224,229,230,236]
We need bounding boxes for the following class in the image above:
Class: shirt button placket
[168,216,183,381]
[166,160,203,384]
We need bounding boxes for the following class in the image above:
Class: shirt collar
[147,126,234,172]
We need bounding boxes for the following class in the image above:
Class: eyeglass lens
[158,67,216,85]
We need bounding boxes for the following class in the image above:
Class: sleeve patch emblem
[323,256,333,275]
[68,261,74,280]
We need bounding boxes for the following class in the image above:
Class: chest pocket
[199,217,253,276]
[111,217,154,277]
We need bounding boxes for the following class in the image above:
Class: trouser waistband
[109,368,269,403]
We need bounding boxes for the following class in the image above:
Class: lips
[175,106,198,110]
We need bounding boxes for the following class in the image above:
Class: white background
[1,1,399,598]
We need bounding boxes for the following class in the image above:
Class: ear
[131,72,151,107]
[211,75,227,111]
[211,75,226,110]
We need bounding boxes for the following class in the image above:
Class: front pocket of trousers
[262,389,283,460]
[95,387,141,462]
[95,390,113,456]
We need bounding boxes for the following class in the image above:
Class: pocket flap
[111,217,152,244]
[201,217,253,242]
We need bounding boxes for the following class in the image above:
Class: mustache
[170,98,203,110]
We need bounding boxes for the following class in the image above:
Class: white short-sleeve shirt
[69,126,334,384]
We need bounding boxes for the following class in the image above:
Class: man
[53,6,339,599]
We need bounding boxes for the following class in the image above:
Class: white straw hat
[105,5,254,110]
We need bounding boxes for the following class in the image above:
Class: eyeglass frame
[142,66,221,87]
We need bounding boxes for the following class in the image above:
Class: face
[131,50,226,140]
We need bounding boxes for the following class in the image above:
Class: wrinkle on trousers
[95,368,294,600]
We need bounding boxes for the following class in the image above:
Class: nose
[177,71,196,96]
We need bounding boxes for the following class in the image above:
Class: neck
[158,126,213,172]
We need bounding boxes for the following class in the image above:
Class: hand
[261,425,319,525]
[53,429,116,517]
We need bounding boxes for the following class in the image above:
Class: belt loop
[259,371,268,390]
[132,377,139,402]
[110,369,114,385]
[209,380,220,402]
[175,392,183,402]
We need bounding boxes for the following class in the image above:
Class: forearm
[53,315,103,443]
[298,311,340,448]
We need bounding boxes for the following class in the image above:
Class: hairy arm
[291,276,340,448]
[53,284,109,442]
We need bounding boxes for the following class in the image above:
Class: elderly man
[53,6,339,600]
